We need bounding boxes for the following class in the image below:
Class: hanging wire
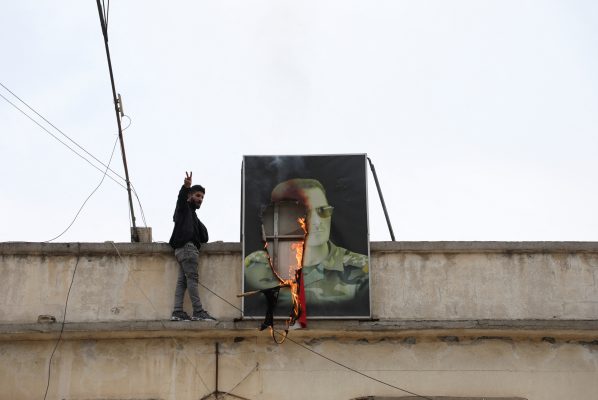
[102,0,110,31]
[192,281,434,400]
[131,184,148,227]
[119,114,147,227]
[0,83,124,185]
[121,114,131,131]
[0,91,127,190]
[0,83,149,228]
[109,242,211,393]
[219,363,259,399]
[43,249,81,400]
[44,134,120,242]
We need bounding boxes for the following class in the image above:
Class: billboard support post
[367,157,396,241]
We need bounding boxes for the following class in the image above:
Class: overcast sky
[1,1,597,244]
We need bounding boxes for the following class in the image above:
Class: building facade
[1,241,597,399]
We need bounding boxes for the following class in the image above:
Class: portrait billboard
[242,154,370,319]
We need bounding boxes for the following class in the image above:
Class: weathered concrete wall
[0,242,242,323]
[1,242,597,400]
[1,336,596,400]
[1,242,597,323]
[373,249,598,320]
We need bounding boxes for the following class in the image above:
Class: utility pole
[95,0,139,242]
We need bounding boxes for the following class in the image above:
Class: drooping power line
[193,281,435,400]
[43,251,81,400]
[44,134,120,242]
[0,90,126,190]
[0,82,148,227]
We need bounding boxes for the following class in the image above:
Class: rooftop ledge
[2,319,597,343]
[2,241,598,256]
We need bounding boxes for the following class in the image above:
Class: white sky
[1,0,597,243]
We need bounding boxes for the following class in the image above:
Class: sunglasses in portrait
[311,205,334,218]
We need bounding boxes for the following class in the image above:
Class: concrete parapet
[1,242,598,400]
[1,241,597,323]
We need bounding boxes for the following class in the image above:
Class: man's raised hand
[184,171,192,188]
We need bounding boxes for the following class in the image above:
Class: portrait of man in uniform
[242,155,370,318]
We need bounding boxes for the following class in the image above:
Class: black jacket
[169,186,209,249]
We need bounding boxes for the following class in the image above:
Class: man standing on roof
[169,171,216,321]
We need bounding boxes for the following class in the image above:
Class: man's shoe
[171,311,191,321]
[191,310,216,321]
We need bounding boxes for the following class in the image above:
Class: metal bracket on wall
[199,342,258,400]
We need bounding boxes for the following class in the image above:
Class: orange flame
[288,239,304,323]
[288,218,306,321]
[291,218,306,276]
[291,242,303,270]
[297,217,307,234]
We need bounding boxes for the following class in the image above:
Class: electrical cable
[109,242,211,394]
[102,0,110,31]
[119,114,148,228]
[44,134,120,242]
[193,281,434,400]
[42,242,213,398]
[219,363,259,399]
[121,114,131,131]
[43,249,81,400]
[0,83,150,228]
[0,91,127,191]
[109,242,166,323]
[0,82,126,186]
[281,335,434,400]
[130,182,148,227]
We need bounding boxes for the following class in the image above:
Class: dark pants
[173,242,203,313]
